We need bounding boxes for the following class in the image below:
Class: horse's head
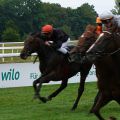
[77,24,97,54]
[70,24,98,62]
[86,31,120,62]
[20,33,44,59]
[78,25,97,52]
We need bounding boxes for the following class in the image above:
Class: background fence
[0,42,39,63]
[0,40,78,63]
[0,40,97,88]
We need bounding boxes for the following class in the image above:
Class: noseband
[101,31,120,56]
[87,31,120,57]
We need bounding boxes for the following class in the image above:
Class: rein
[33,55,38,64]
[110,48,120,55]
[94,48,120,57]
[94,31,120,57]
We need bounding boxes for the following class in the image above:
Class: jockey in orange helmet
[99,11,120,33]
[96,17,102,35]
[41,24,71,61]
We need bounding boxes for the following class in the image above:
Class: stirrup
[64,52,71,62]
[68,56,72,62]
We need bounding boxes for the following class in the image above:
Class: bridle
[87,31,120,57]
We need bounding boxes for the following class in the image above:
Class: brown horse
[85,31,120,120]
[20,25,97,110]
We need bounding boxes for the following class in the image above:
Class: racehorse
[85,31,120,120]
[20,24,97,110]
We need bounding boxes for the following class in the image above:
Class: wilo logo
[1,68,20,81]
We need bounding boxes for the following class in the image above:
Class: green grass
[0,82,119,120]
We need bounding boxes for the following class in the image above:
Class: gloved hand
[45,41,51,46]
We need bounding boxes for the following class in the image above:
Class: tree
[112,0,120,14]
[70,3,97,39]
[2,27,20,42]
[1,20,20,42]
[0,0,97,41]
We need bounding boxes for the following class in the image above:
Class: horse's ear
[30,32,36,36]
[29,32,41,39]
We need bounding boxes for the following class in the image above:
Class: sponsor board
[0,62,97,88]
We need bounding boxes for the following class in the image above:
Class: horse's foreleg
[46,79,68,101]
[33,77,41,99]
[35,82,47,103]
[90,91,100,113]
[71,77,85,110]
[35,71,56,103]
[71,64,92,110]
[33,73,45,96]
[91,93,110,120]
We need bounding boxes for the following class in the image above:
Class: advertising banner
[0,62,97,88]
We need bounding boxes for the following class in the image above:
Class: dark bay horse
[20,25,97,110]
[85,31,120,120]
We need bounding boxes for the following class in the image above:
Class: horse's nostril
[20,53,27,59]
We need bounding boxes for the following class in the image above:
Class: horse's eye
[29,41,33,44]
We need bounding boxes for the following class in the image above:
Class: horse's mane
[70,24,97,53]
[85,24,96,33]
[79,25,97,40]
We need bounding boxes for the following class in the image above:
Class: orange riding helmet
[41,25,53,33]
[96,17,102,24]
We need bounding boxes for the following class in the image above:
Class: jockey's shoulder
[53,28,64,33]
[113,15,120,24]
[53,28,69,37]
[109,15,120,30]
[114,14,120,19]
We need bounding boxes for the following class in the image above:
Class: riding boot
[68,52,82,63]
[80,55,89,64]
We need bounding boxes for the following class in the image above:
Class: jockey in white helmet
[99,11,120,33]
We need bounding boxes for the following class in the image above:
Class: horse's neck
[37,47,54,62]
[37,51,48,61]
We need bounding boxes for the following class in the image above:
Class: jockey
[96,17,102,35]
[99,11,120,33]
[41,24,71,61]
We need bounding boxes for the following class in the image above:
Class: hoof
[108,116,117,120]
[33,94,39,100]
[40,97,47,103]
[46,96,52,101]
[71,102,77,111]
[71,106,76,111]
[89,108,93,113]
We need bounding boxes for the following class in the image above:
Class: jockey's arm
[50,40,62,49]
[44,41,54,46]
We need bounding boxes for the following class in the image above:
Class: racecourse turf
[0,82,119,120]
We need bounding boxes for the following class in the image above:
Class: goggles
[101,19,112,24]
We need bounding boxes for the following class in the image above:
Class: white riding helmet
[99,11,114,20]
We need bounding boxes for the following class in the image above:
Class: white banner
[0,62,97,88]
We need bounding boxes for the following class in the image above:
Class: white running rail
[0,42,24,62]
[0,41,77,61]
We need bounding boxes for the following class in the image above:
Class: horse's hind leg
[91,93,111,120]
[46,79,68,101]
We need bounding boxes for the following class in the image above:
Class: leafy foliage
[0,0,98,41]
[111,0,120,14]
[2,27,20,42]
